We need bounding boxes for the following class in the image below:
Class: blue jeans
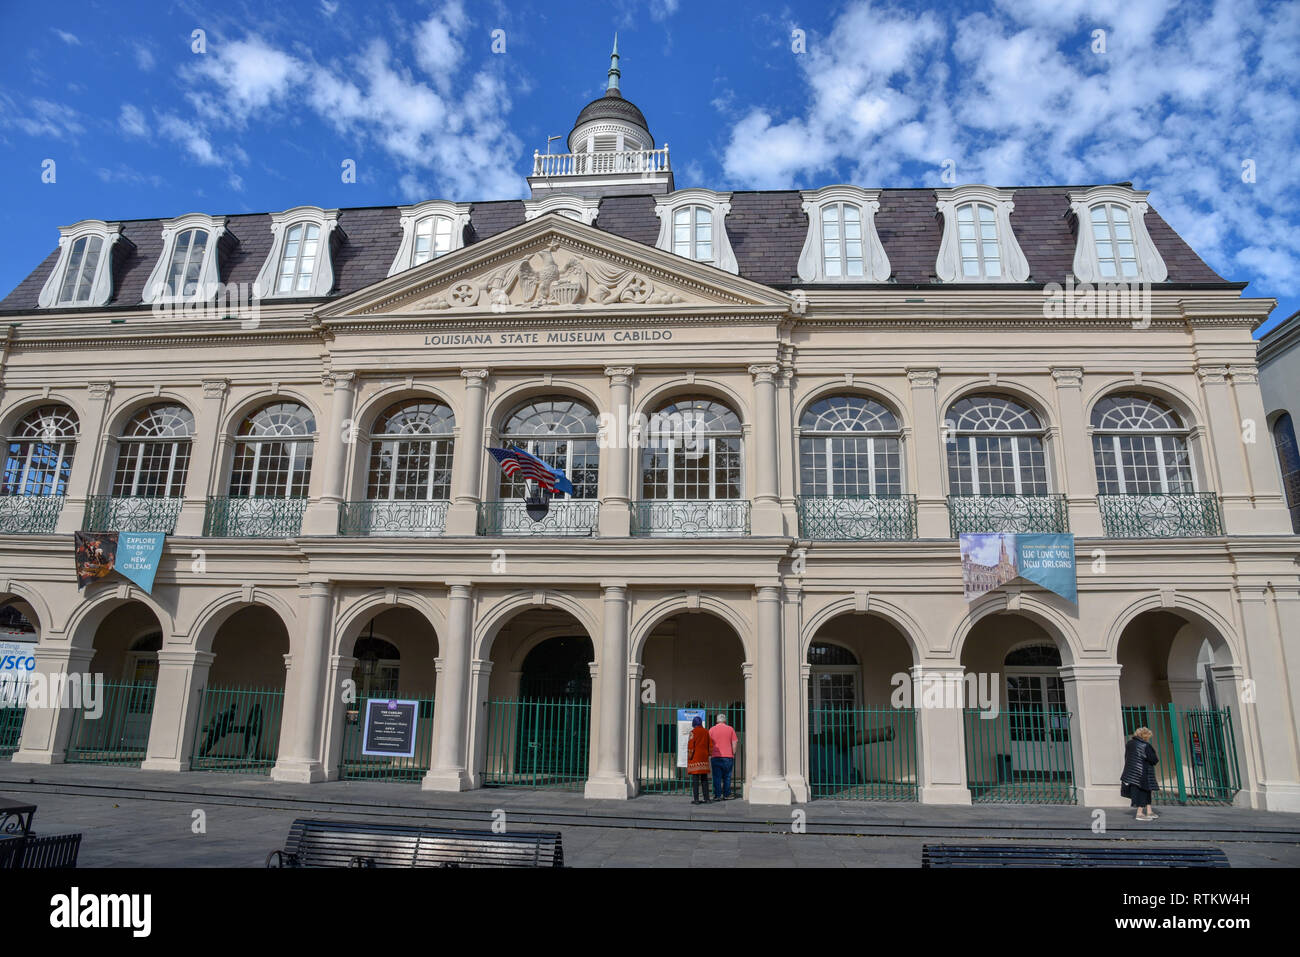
[710,757,734,798]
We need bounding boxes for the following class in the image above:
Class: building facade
[2,52,1299,811]
[1259,309,1300,534]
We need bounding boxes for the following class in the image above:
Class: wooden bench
[922,844,1229,868]
[0,832,82,869]
[266,818,564,868]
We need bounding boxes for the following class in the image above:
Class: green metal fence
[83,495,183,533]
[630,500,751,537]
[483,697,590,789]
[340,695,435,781]
[65,680,156,766]
[948,494,1070,536]
[190,685,284,774]
[203,496,307,537]
[339,500,449,537]
[809,707,918,800]
[1098,493,1224,538]
[638,703,746,796]
[0,699,25,758]
[964,707,1076,804]
[0,493,64,534]
[477,501,599,537]
[795,495,917,541]
[1121,704,1240,805]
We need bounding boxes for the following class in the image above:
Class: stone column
[749,364,784,535]
[1196,364,1255,535]
[301,372,357,536]
[748,584,792,803]
[320,653,357,781]
[912,665,972,804]
[586,582,632,798]
[1229,364,1293,533]
[1059,664,1127,807]
[11,644,94,764]
[425,581,474,790]
[445,370,489,535]
[55,381,113,534]
[175,379,229,536]
[271,581,331,782]
[906,368,948,538]
[1237,586,1300,811]
[141,649,214,771]
[1051,367,1102,535]
[598,367,634,537]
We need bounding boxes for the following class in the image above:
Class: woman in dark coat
[1121,726,1160,820]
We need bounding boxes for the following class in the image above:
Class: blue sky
[1,0,1296,334]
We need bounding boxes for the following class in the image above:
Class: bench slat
[922,844,1228,868]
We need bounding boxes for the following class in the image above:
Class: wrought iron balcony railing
[1098,493,1224,538]
[338,499,451,537]
[83,495,183,534]
[795,495,917,541]
[477,500,600,537]
[203,496,307,538]
[0,493,64,534]
[948,494,1069,536]
[532,146,670,177]
[630,499,751,537]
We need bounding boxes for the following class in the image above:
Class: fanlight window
[277,223,321,294]
[1273,413,1300,533]
[821,203,863,278]
[499,398,599,500]
[945,395,1048,496]
[1091,395,1194,495]
[228,402,315,498]
[3,406,79,496]
[58,235,105,305]
[413,216,455,266]
[956,203,1001,278]
[164,229,209,298]
[672,206,712,261]
[641,397,742,501]
[366,400,456,501]
[799,395,902,497]
[808,642,859,666]
[112,404,195,498]
[1089,204,1139,279]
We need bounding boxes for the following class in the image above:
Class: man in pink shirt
[708,713,739,800]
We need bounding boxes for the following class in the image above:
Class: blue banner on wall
[115,533,165,594]
[1016,534,1077,604]
[960,532,1076,603]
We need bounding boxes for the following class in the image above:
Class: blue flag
[116,532,165,594]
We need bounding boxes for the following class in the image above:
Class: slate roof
[573,90,652,137]
[0,184,1231,314]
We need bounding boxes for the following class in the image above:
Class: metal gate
[340,695,435,781]
[638,702,746,797]
[0,678,27,758]
[483,697,590,789]
[1121,704,1240,805]
[65,680,156,766]
[964,707,1076,804]
[190,686,284,774]
[809,706,918,800]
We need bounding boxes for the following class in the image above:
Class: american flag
[486,446,575,496]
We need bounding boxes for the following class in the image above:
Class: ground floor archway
[0,600,39,758]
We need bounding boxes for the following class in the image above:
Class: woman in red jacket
[687,716,712,804]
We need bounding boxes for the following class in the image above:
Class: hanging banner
[676,708,707,768]
[960,533,1076,603]
[74,532,118,590]
[115,532,166,594]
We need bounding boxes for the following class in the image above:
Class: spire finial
[606,34,621,94]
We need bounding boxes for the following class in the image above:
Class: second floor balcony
[631,499,750,538]
[477,499,599,537]
[83,495,183,534]
[203,496,307,538]
[1098,493,1224,538]
[948,494,1070,536]
[338,499,449,537]
[796,495,918,541]
[0,493,63,534]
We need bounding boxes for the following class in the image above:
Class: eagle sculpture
[519,241,562,303]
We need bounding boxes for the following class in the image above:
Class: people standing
[709,712,739,800]
[1121,726,1161,821]
[686,716,711,804]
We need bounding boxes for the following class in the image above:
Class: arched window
[277,223,321,294]
[229,402,315,498]
[1091,395,1194,495]
[163,229,209,298]
[1272,413,1300,533]
[1003,643,1068,746]
[945,395,1048,496]
[366,399,455,501]
[641,397,742,501]
[955,203,1001,278]
[59,235,106,304]
[672,206,712,261]
[499,398,599,499]
[412,215,454,266]
[799,395,901,496]
[820,203,864,278]
[1088,204,1139,279]
[3,405,79,496]
[112,404,195,498]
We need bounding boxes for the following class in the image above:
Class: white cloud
[119,104,149,138]
[0,95,85,139]
[320,0,339,16]
[649,0,680,20]
[52,29,80,46]
[134,44,156,72]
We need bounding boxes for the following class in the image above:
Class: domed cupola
[529,36,673,200]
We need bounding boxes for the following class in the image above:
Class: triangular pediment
[317,214,792,320]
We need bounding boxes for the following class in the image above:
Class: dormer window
[253,207,340,299]
[388,200,471,275]
[1067,186,1168,284]
[37,220,126,309]
[934,186,1029,283]
[142,213,227,304]
[654,189,737,273]
[797,186,890,283]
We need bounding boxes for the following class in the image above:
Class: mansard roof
[0,184,1232,314]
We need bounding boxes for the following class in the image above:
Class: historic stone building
[1,48,1297,811]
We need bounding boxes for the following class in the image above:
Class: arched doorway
[66,602,163,765]
[636,611,747,797]
[0,601,39,758]
[960,616,1076,803]
[805,613,918,800]
[191,605,290,774]
[482,608,593,789]
[1117,610,1241,804]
